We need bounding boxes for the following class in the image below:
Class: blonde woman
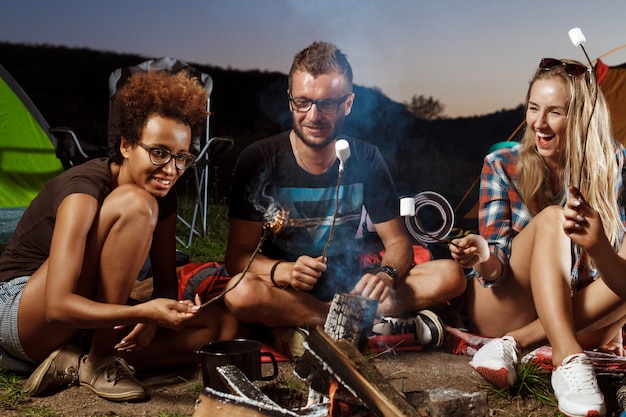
[450,58,626,417]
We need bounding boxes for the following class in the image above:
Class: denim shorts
[0,276,37,372]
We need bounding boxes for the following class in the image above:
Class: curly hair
[108,70,208,163]
[517,59,624,248]
[288,41,353,92]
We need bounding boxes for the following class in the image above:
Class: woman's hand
[114,323,156,352]
[597,330,625,356]
[563,185,606,252]
[448,233,490,269]
[141,297,199,329]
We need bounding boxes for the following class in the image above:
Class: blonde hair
[517,59,624,248]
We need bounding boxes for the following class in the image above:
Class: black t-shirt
[0,158,176,282]
[229,131,399,300]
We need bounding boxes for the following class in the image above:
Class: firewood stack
[193,293,424,417]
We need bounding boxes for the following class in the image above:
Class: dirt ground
[4,348,624,417]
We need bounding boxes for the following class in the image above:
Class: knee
[534,205,564,226]
[104,184,159,228]
[223,274,267,316]
[440,260,467,297]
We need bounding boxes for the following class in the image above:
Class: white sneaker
[468,336,519,388]
[551,353,606,417]
[371,309,444,348]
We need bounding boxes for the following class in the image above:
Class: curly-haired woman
[0,71,239,402]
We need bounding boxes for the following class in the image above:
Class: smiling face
[120,114,192,198]
[289,71,354,148]
[525,77,569,167]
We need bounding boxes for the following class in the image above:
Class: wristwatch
[377,265,399,287]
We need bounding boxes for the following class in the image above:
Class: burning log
[305,327,420,417]
[323,293,378,350]
[192,365,328,417]
[295,293,378,392]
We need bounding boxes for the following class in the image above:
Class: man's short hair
[288,41,353,91]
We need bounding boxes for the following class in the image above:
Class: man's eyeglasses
[288,94,351,115]
[539,58,589,77]
[136,141,196,170]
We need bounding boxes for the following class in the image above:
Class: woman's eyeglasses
[539,58,589,77]
[136,141,196,170]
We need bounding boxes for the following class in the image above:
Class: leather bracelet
[270,260,288,288]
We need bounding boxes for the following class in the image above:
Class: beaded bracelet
[270,260,289,289]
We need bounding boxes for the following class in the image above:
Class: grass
[175,199,229,262]
[486,361,561,415]
[0,365,60,416]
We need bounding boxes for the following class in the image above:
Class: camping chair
[109,57,233,246]
[49,126,107,170]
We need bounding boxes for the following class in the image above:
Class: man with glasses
[224,41,465,356]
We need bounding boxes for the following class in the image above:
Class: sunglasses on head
[539,58,589,77]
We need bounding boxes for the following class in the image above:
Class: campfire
[192,293,424,417]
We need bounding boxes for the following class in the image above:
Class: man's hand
[288,255,327,291]
[351,271,393,304]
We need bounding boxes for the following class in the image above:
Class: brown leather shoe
[23,344,82,395]
[78,355,148,402]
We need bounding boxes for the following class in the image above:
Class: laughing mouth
[155,177,172,186]
[536,131,555,141]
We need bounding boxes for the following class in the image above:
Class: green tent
[0,63,64,243]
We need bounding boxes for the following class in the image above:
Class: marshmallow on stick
[335,139,350,172]
[568,27,586,46]
[400,197,415,217]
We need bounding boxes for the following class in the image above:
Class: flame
[328,377,339,417]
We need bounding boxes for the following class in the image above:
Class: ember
[264,203,289,234]
[199,202,288,309]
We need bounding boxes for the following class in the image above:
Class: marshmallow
[335,139,350,162]
[568,27,586,46]
[400,197,416,217]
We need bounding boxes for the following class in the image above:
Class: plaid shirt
[471,144,626,293]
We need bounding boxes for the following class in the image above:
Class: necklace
[293,132,335,174]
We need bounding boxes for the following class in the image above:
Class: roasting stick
[198,229,267,308]
[321,139,351,259]
[199,207,289,309]
[568,27,598,191]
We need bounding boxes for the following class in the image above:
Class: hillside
[0,42,524,222]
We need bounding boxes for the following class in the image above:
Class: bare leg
[467,207,568,343]
[84,186,160,364]
[224,272,329,329]
[510,206,581,364]
[467,206,626,364]
[18,185,159,362]
[378,259,466,316]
